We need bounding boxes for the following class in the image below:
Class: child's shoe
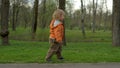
[58,57,64,60]
[46,59,52,63]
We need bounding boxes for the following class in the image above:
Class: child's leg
[45,43,59,61]
[56,44,63,59]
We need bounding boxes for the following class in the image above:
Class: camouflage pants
[45,38,62,60]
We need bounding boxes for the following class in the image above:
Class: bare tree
[41,0,46,28]
[80,0,86,38]
[32,0,39,39]
[0,0,1,21]
[92,0,98,33]
[112,0,120,46]
[86,0,92,29]
[104,0,108,32]
[0,0,10,45]
[10,0,29,30]
[11,0,21,31]
[98,0,104,30]
[22,6,31,28]
[59,0,66,46]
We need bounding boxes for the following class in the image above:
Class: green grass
[0,40,120,63]
[0,28,114,63]
[0,40,48,63]
[66,30,111,42]
[9,27,112,42]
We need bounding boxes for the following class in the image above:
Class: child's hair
[52,9,65,20]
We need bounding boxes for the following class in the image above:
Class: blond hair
[52,9,65,20]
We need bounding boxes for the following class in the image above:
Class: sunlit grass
[0,40,120,63]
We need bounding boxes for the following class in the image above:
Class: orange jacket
[49,19,64,43]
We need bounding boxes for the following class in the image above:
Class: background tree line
[0,0,120,47]
[0,0,112,30]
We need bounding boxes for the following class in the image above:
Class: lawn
[0,40,120,63]
[9,27,112,42]
[0,28,117,63]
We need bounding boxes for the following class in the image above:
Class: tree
[98,0,104,30]
[86,0,92,29]
[20,6,31,28]
[41,0,46,28]
[32,0,39,39]
[59,0,66,46]
[66,0,74,30]
[92,0,98,33]
[72,10,81,29]
[0,0,2,21]
[38,0,57,28]
[59,0,65,10]
[0,0,10,45]
[11,0,20,31]
[12,0,17,31]
[80,0,86,38]
[17,0,30,28]
[112,0,120,46]
[104,0,108,32]
[10,0,29,30]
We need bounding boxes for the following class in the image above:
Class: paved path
[0,63,120,68]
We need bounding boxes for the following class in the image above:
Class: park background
[1,0,120,63]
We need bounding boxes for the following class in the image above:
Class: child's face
[60,14,64,21]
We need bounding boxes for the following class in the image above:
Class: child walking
[45,9,65,62]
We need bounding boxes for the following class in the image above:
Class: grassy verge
[0,40,120,63]
[9,28,112,42]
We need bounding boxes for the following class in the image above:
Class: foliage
[4,0,112,30]
[38,0,57,28]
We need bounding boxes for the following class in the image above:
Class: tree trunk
[32,0,39,39]
[104,0,108,32]
[104,11,108,32]
[23,11,28,28]
[0,0,10,45]
[0,0,1,21]
[92,0,97,33]
[22,6,29,29]
[12,1,16,31]
[41,0,46,28]
[112,0,120,46]
[59,0,66,46]
[80,0,86,38]
[12,0,20,31]
[15,5,20,28]
[98,0,104,30]
[98,10,102,30]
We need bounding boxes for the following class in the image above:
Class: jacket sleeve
[54,24,64,43]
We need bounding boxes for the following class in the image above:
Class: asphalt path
[0,63,120,68]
